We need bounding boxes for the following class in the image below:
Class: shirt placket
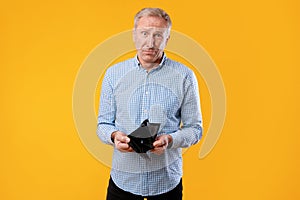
[140,70,152,196]
[141,71,151,121]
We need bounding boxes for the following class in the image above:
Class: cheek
[155,40,167,49]
[134,38,147,49]
[156,40,163,45]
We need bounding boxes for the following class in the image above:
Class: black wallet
[128,119,160,153]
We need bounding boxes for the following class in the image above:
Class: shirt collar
[134,53,167,71]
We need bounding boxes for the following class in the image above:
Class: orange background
[1,0,300,199]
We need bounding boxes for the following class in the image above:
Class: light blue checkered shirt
[97,53,202,196]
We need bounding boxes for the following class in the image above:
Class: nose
[145,35,154,48]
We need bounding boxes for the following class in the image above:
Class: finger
[117,142,131,149]
[119,148,132,153]
[153,139,163,147]
[151,147,165,155]
[115,135,130,143]
[120,146,134,153]
[153,138,167,147]
[151,147,164,152]
[152,145,167,152]
[116,144,133,153]
[127,147,134,152]
[122,145,133,151]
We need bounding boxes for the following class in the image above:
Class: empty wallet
[128,119,160,153]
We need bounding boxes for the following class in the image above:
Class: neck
[138,53,164,72]
[140,62,160,72]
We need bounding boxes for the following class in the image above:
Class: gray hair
[134,8,172,30]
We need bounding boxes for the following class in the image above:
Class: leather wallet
[128,119,160,153]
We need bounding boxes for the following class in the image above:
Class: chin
[137,50,162,64]
[141,55,158,63]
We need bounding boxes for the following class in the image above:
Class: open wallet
[128,119,160,153]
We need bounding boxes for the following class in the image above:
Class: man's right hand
[111,131,133,153]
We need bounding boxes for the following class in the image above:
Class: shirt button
[144,109,148,113]
[145,91,149,95]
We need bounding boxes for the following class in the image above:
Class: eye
[141,31,148,37]
[154,33,163,38]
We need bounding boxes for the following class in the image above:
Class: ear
[166,35,170,43]
[164,34,170,47]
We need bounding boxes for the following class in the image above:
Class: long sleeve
[96,70,118,145]
[169,72,203,148]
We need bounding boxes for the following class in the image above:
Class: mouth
[142,49,157,54]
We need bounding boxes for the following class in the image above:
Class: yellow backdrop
[1,0,299,199]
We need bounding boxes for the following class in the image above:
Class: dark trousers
[106,177,183,200]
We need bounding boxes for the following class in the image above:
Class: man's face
[133,16,169,65]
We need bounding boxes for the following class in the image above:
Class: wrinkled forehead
[135,27,169,33]
[136,16,168,29]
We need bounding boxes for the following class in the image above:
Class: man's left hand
[151,134,172,155]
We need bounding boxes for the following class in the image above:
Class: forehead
[136,16,168,29]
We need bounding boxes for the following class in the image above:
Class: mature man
[97,7,203,200]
